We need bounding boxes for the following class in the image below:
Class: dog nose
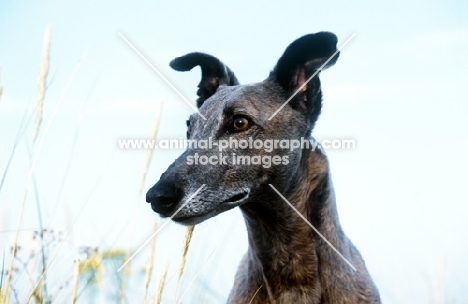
[146,179,183,215]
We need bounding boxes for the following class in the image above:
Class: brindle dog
[146,32,380,303]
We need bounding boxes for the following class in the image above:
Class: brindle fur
[146,32,380,303]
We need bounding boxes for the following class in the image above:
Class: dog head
[146,32,339,225]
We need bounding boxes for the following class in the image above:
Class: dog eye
[233,116,249,131]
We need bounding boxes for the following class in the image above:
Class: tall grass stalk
[70,259,79,304]
[0,250,5,303]
[26,169,103,303]
[32,25,52,299]
[3,25,51,302]
[49,74,100,227]
[175,225,194,300]
[4,46,89,304]
[139,100,163,194]
[24,141,48,300]
[115,100,164,302]
[119,251,130,304]
[0,100,35,195]
[248,285,263,304]
[33,25,51,141]
[142,220,158,303]
[33,178,47,299]
[154,262,168,304]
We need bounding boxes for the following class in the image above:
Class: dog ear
[170,52,239,108]
[272,32,339,130]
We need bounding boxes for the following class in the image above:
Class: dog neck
[238,149,344,301]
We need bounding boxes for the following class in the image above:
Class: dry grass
[139,100,163,195]
[70,259,80,304]
[248,285,263,304]
[119,251,130,304]
[154,262,168,304]
[175,226,195,299]
[142,220,158,303]
[33,25,51,141]
[177,226,195,280]
[0,27,209,304]
[2,25,52,302]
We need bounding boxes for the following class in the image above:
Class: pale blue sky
[1,1,467,302]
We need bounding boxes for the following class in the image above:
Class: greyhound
[146,32,380,303]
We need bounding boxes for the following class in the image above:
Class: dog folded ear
[170,52,239,108]
[272,32,339,130]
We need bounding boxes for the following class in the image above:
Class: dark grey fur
[146,32,381,303]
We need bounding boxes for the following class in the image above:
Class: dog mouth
[223,191,250,204]
[171,189,250,225]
